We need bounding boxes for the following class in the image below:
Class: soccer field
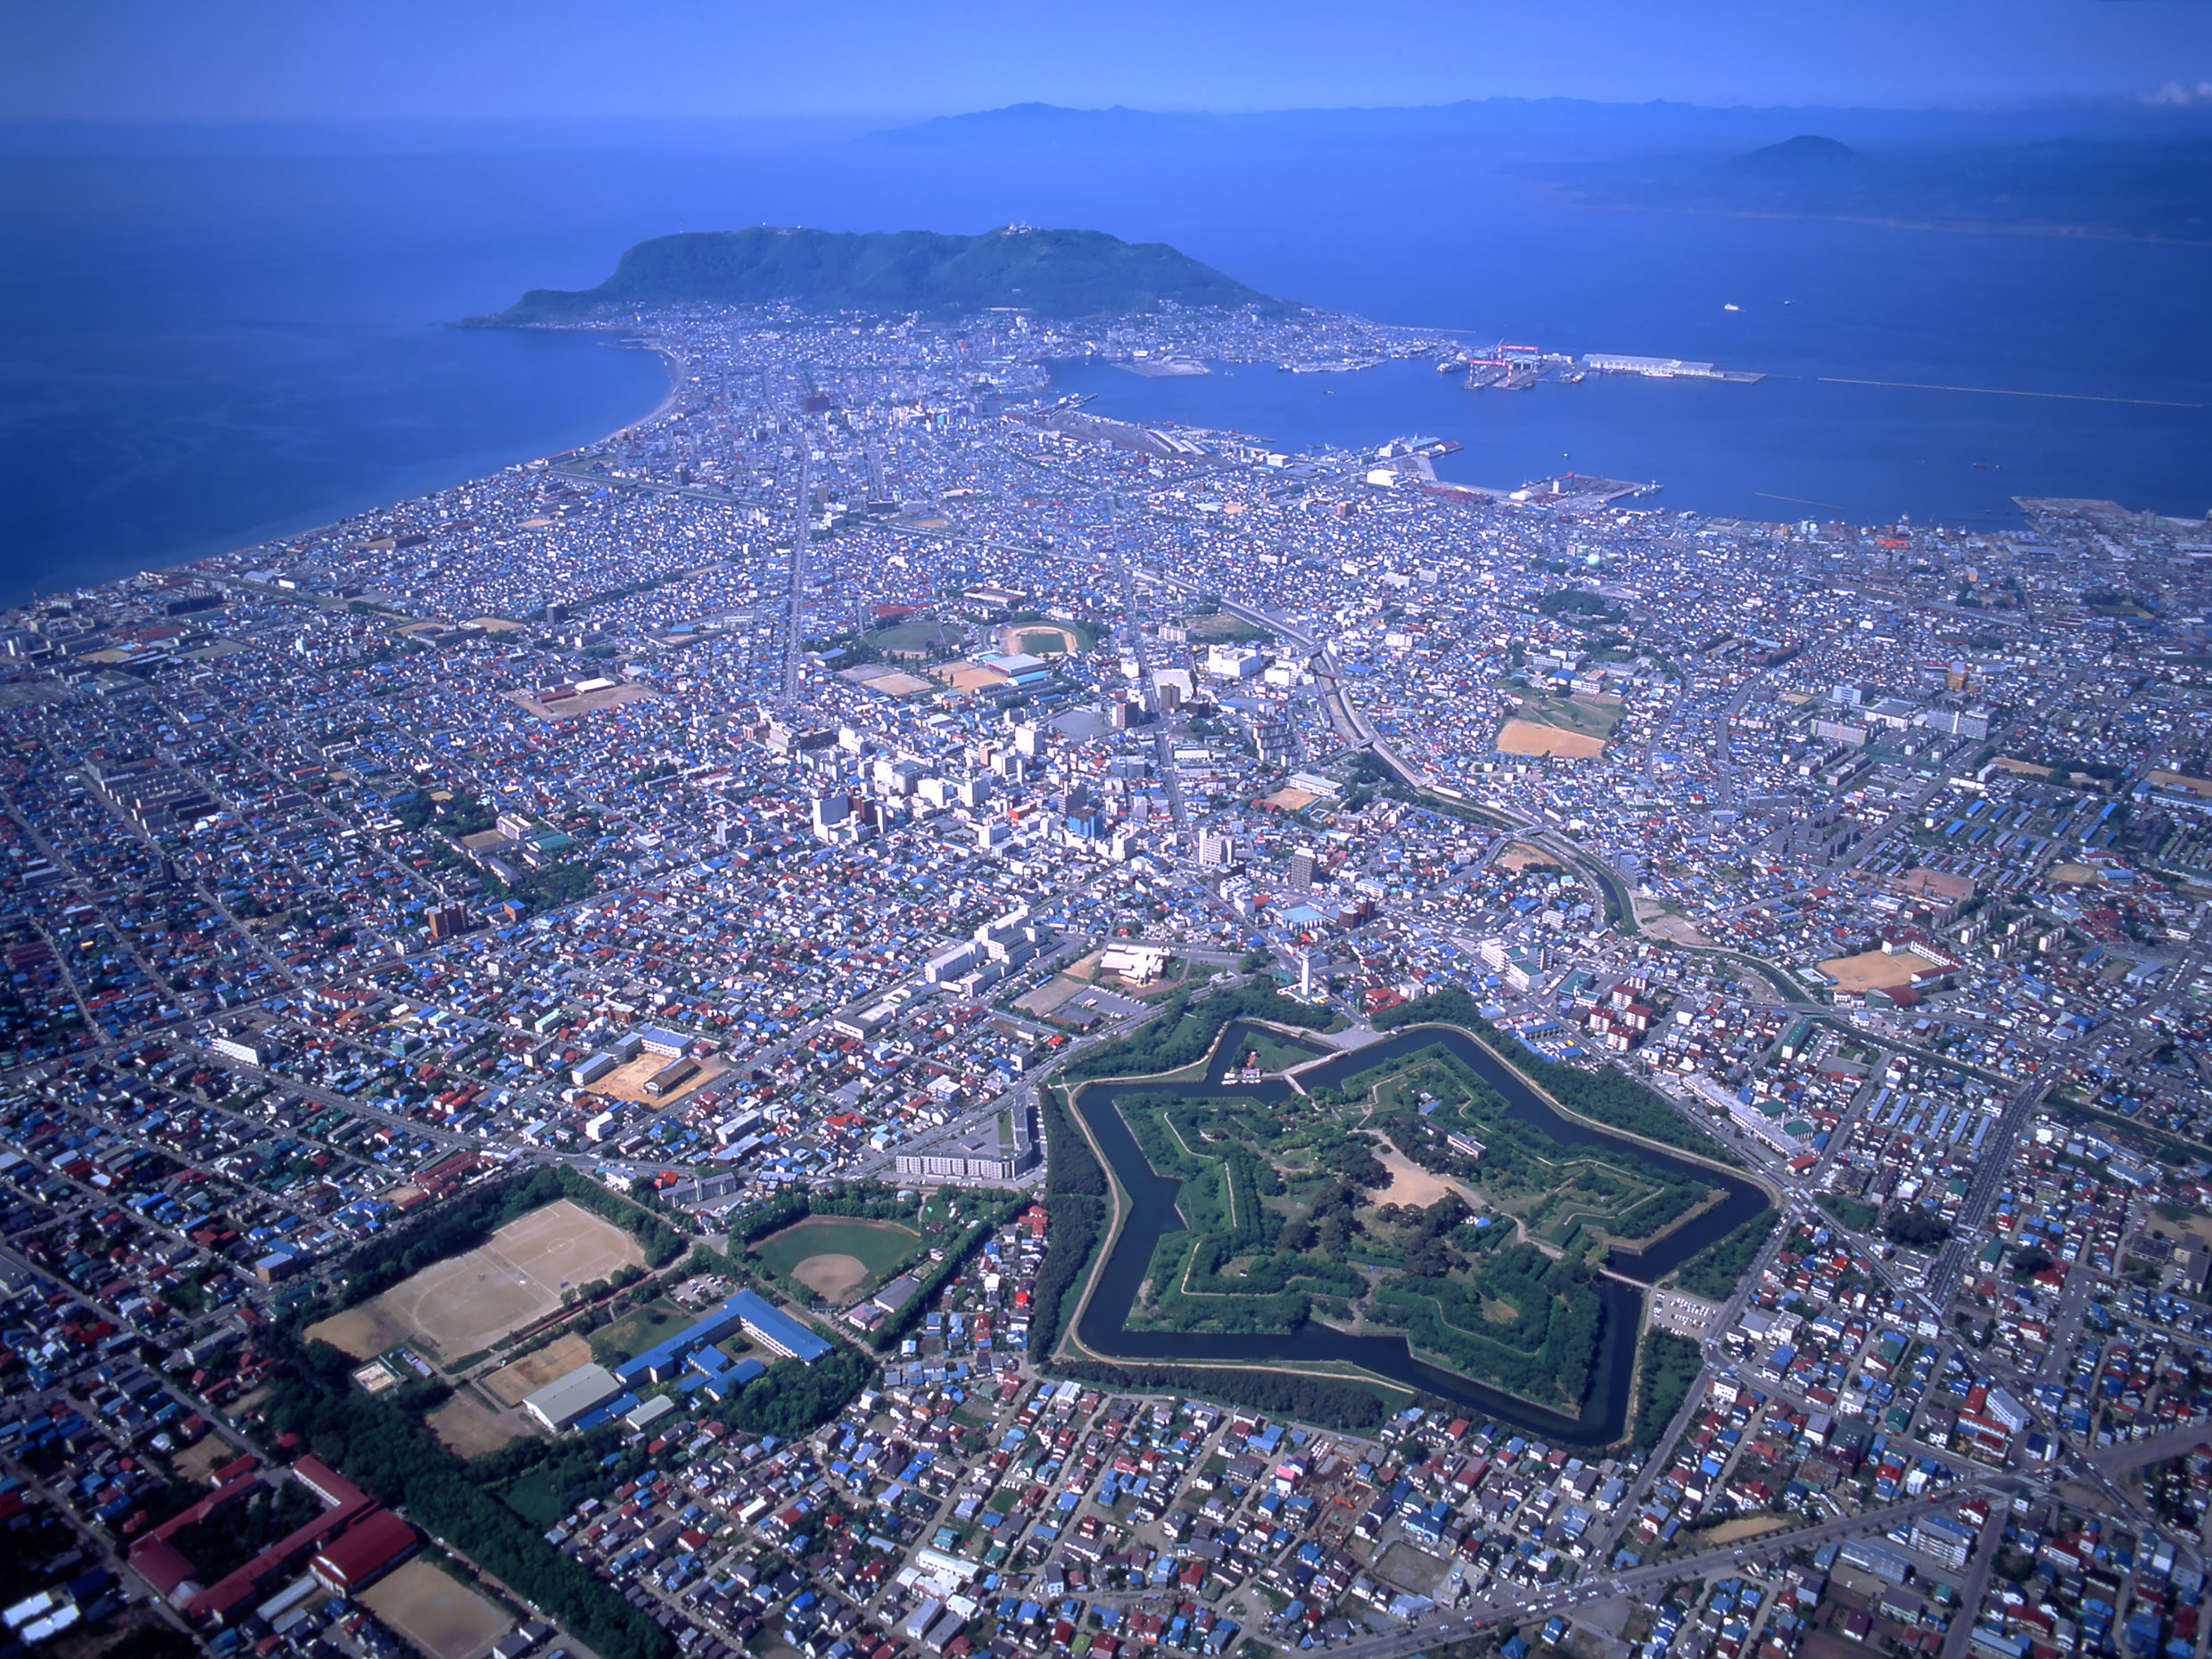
[307,1200,644,1365]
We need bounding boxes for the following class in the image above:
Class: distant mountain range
[863,102,2210,243]
[1554,132,2212,243]
[870,96,2212,157]
[475,225,1292,323]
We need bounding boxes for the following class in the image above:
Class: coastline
[3,326,679,615]
[545,324,689,439]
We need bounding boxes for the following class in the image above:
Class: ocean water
[4,132,2207,606]
[1052,354,2205,529]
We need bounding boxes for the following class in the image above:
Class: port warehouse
[1581,351,1763,383]
[522,1292,822,1433]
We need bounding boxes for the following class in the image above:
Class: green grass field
[1187,612,1269,643]
[868,619,966,655]
[1230,1028,1329,1075]
[749,1217,924,1283]
[594,1300,687,1364]
[1518,693,1624,739]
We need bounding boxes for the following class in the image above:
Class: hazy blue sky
[5,0,2209,122]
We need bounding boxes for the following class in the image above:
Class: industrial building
[522,1362,623,1432]
[1583,352,1720,377]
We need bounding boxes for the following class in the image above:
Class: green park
[1100,1020,1734,1414]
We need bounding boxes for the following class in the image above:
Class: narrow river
[1069,1021,1767,1445]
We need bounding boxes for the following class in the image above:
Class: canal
[1068,1021,1769,1445]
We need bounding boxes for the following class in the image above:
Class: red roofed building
[290,1457,367,1513]
[310,1509,418,1594]
[147,1465,266,1542]
[127,1536,201,1606]
[184,1459,375,1621]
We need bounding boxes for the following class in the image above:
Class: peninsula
[475,223,1294,323]
[6,235,2209,1659]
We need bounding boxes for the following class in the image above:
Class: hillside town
[2,295,2210,1659]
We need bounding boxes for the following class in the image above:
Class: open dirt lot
[2150,771,2212,797]
[428,1392,526,1457]
[1819,949,1934,993]
[791,1254,870,1299]
[359,1560,509,1659]
[2048,863,2105,885]
[482,1333,594,1407]
[1374,1539,1450,1596]
[1495,718,1608,759]
[1898,866,1977,902]
[306,1200,643,1365]
[1640,912,1715,947]
[1633,895,1714,946]
[838,664,934,697]
[306,1303,417,1366]
[1495,842,1560,871]
[506,683,656,722]
[933,661,1011,692]
[587,1051,728,1106]
[1367,1135,1481,1211]
[171,1434,239,1485]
